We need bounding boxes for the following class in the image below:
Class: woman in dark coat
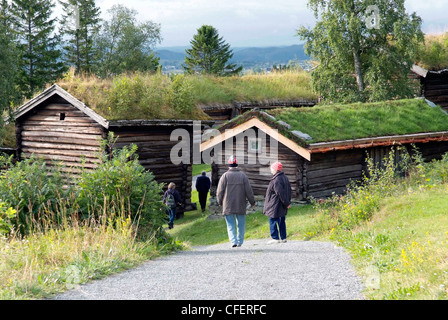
[263,161,292,244]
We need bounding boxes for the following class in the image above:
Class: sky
[64,0,448,48]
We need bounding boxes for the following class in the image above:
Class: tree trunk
[352,47,364,92]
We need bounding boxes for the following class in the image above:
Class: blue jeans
[269,216,286,240]
[224,214,246,246]
[168,207,176,227]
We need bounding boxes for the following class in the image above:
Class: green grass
[0,219,181,299]
[192,163,211,176]
[269,99,448,143]
[187,70,317,105]
[337,184,448,300]
[52,70,316,122]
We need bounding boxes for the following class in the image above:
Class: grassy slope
[342,184,448,300]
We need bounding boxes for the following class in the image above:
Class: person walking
[195,171,211,212]
[217,155,255,248]
[263,161,292,244]
[163,182,182,229]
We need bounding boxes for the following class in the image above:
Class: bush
[312,147,411,235]
[75,134,166,238]
[0,155,68,235]
[166,74,195,114]
[0,201,16,236]
[0,136,167,239]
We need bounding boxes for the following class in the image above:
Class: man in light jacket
[263,161,292,244]
[217,155,255,247]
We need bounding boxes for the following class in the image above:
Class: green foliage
[75,134,167,237]
[184,25,242,76]
[0,201,16,236]
[311,147,407,236]
[10,0,66,98]
[105,74,151,118]
[297,0,424,103]
[58,0,101,74]
[0,136,167,238]
[0,0,20,114]
[0,155,68,235]
[416,33,448,71]
[94,4,161,77]
[99,72,204,120]
[167,74,195,114]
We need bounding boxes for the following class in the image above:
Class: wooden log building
[201,99,317,126]
[412,64,448,111]
[201,100,448,200]
[13,84,213,215]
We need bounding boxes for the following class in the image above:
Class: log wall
[18,103,105,174]
[423,72,448,111]
[112,127,193,214]
[304,149,365,199]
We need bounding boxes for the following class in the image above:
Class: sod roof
[217,98,448,147]
[53,70,317,121]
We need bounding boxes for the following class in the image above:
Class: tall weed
[0,155,69,235]
[75,134,167,239]
[311,147,411,237]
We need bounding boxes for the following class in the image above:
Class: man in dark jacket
[263,161,291,244]
[217,155,255,247]
[195,171,211,212]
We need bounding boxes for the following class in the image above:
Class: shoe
[267,239,280,244]
[232,244,237,248]
[281,239,287,243]
[237,244,242,247]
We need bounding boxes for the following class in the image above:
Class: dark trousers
[269,216,287,240]
[198,191,208,211]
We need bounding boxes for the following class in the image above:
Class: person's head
[270,161,282,175]
[201,171,207,176]
[168,182,176,190]
[228,155,238,167]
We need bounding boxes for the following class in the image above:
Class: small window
[248,138,262,153]
[59,113,66,121]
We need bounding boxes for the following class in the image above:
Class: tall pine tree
[59,0,101,74]
[0,0,19,112]
[11,0,66,98]
[183,25,242,76]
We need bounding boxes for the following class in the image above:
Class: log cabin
[13,84,214,215]
[412,64,448,111]
[201,99,317,126]
[201,98,448,201]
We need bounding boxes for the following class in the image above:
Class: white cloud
[53,0,448,47]
[95,0,312,47]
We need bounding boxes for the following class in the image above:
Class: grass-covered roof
[55,70,317,121]
[219,99,448,146]
[268,99,448,143]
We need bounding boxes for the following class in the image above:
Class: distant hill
[232,45,309,64]
[155,44,309,70]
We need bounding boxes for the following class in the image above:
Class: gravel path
[53,239,364,300]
